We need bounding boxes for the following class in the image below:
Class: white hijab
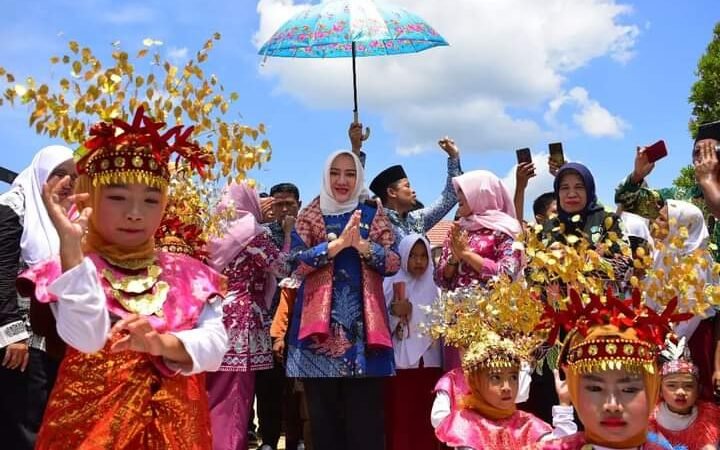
[652,200,716,338]
[319,150,367,215]
[620,211,654,250]
[383,234,440,368]
[11,145,73,265]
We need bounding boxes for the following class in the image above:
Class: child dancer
[18,107,228,449]
[431,332,576,449]
[649,337,720,449]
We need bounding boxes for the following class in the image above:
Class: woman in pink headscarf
[435,170,524,371]
[206,182,287,450]
[434,170,523,291]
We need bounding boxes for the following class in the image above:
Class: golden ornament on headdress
[0,33,270,184]
[422,273,547,370]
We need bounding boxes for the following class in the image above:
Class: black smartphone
[549,142,565,167]
[516,147,532,164]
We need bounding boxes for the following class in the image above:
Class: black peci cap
[369,165,408,198]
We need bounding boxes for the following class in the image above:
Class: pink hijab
[208,182,267,272]
[452,170,521,238]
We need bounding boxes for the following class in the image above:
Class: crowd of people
[2,105,720,450]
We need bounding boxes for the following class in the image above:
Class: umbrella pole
[352,41,359,123]
[351,41,370,140]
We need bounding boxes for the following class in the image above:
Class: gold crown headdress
[422,274,546,372]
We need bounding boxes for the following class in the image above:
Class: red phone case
[645,140,668,163]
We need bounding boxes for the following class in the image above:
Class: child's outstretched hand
[42,175,92,271]
[109,314,165,356]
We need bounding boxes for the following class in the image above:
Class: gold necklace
[110,282,169,317]
[102,255,156,271]
[102,265,163,294]
[101,265,168,317]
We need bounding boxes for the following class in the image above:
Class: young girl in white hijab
[383,233,443,450]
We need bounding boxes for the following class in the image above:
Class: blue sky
[0,1,718,219]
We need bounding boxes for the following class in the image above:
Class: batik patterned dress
[286,199,400,378]
[219,231,285,372]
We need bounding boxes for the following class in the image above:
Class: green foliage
[689,22,720,138]
[672,165,697,192]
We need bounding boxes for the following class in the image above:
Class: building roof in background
[427,219,452,248]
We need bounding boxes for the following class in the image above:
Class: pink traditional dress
[432,368,572,450]
[435,227,521,290]
[17,251,227,449]
[435,170,522,370]
[206,182,286,450]
[218,231,285,372]
[649,401,720,450]
[531,433,674,450]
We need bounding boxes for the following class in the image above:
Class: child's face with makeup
[95,183,165,247]
[661,373,698,415]
[575,369,650,444]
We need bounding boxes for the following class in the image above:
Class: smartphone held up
[516,147,532,164]
[643,140,668,163]
[549,142,565,167]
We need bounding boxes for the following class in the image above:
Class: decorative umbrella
[258,0,448,137]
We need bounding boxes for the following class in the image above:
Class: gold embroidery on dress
[101,265,168,317]
[110,282,169,317]
[102,265,163,294]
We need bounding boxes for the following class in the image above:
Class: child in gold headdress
[431,331,577,449]
[529,290,684,450]
[425,280,577,450]
[17,107,228,449]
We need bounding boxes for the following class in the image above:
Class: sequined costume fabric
[18,251,225,449]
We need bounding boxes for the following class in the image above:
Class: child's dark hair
[533,192,555,218]
[270,182,300,201]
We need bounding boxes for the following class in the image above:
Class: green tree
[689,22,720,138]
[672,165,697,193]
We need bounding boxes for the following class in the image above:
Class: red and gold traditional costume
[18,107,228,449]
[528,290,689,450]
[649,337,720,449]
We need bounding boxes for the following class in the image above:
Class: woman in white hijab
[0,145,75,450]
[650,199,718,401]
[286,150,400,450]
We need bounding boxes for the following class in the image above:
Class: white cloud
[547,87,628,138]
[102,5,155,24]
[168,47,189,64]
[502,152,556,221]
[254,0,640,153]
